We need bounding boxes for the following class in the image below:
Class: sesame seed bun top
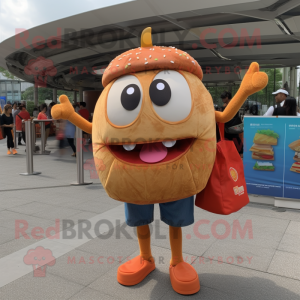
[102,28,203,87]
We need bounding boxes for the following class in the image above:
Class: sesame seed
[116,65,119,67]
[170,61,174,63]
[145,58,147,61]
[149,55,152,58]
[155,58,158,61]
[118,58,122,60]
[137,57,139,59]
[145,62,148,64]
[128,63,131,66]
[192,61,195,64]
[183,53,186,56]
[163,55,166,57]
[129,58,131,61]
[125,65,128,69]
[187,57,189,59]
[139,48,142,50]
[179,54,182,56]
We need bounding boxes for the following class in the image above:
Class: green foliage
[21,86,75,101]
[206,68,283,108]
[251,68,283,106]
[0,67,19,80]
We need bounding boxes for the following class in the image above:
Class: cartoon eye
[107,75,143,126]
[42,257,46,260]
[149,70,192,122]
[34,257,37,260]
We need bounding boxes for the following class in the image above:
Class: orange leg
[169,226,183,265]
[137,225,153,261]
[169,226,200,295]
[117,225,155,286]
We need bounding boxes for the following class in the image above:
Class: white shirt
[263,101,285,116]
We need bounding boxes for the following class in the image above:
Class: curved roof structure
[0,0,300,91]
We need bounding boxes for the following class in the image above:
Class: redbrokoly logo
[24,56,57,88]
[23,246,56,277]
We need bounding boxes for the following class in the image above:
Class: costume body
[52,27,268,295]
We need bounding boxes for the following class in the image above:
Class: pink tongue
[140,142,167,163]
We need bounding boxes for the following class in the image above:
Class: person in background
[219,91,244,155]
[74,103,80,113]
[16,104,31,144]
[78,102,90,145]
[273,96,300,116]
[12,103,21,144]
[38,103,50,146]
[46,102,56,119]
[32,107,39,118]
[65,104,77,157]
[264,88,289,116]
[12,102,17,116]
[1,104,17,155]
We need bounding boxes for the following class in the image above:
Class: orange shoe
[12,149,17,155]
[169,262,200,295]
[7,150,12,155]
[117,255,155,286]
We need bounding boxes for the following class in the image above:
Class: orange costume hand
[239,62,268,95]
[215,62,268,123]
[51,95,74,120]
[52,95,92,134]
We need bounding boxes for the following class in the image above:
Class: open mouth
[108,138,195,165]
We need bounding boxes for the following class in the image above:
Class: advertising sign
[244,117,300,199]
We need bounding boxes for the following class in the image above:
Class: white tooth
[162,140,176,148]
[123,144,136,151]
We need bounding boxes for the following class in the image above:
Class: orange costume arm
[51,95,92,134]
[215,62,268,123]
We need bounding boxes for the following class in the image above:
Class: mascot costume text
[52,27,268,295]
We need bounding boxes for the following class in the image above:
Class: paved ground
[0,137,300,299]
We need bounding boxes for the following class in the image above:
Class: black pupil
[149,79,171,106]
[121,84,141,111]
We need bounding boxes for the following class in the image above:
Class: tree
[252,68,282,107]
[22,86,75,101]
[0,67,19,80]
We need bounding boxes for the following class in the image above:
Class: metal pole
[71,126,92,186]
[34,120,51,155]
[20,121,41,176]
[13,125,18,149]
[41,122,46,152]
[34,87,38,106]
[53,88,57,103]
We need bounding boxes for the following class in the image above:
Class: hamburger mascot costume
[52,28,268,295]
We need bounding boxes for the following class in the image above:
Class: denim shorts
[125,196,194,227]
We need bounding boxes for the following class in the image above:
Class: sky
[0,0,132,42]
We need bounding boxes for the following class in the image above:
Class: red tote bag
[195,123,249,215]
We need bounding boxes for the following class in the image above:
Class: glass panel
[0,82,6,97]
[6,82,12,102]
[13,82,21,101]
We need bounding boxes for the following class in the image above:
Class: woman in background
[1,104,17,155]
[273,96,300,116]
[38,103,50,145]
